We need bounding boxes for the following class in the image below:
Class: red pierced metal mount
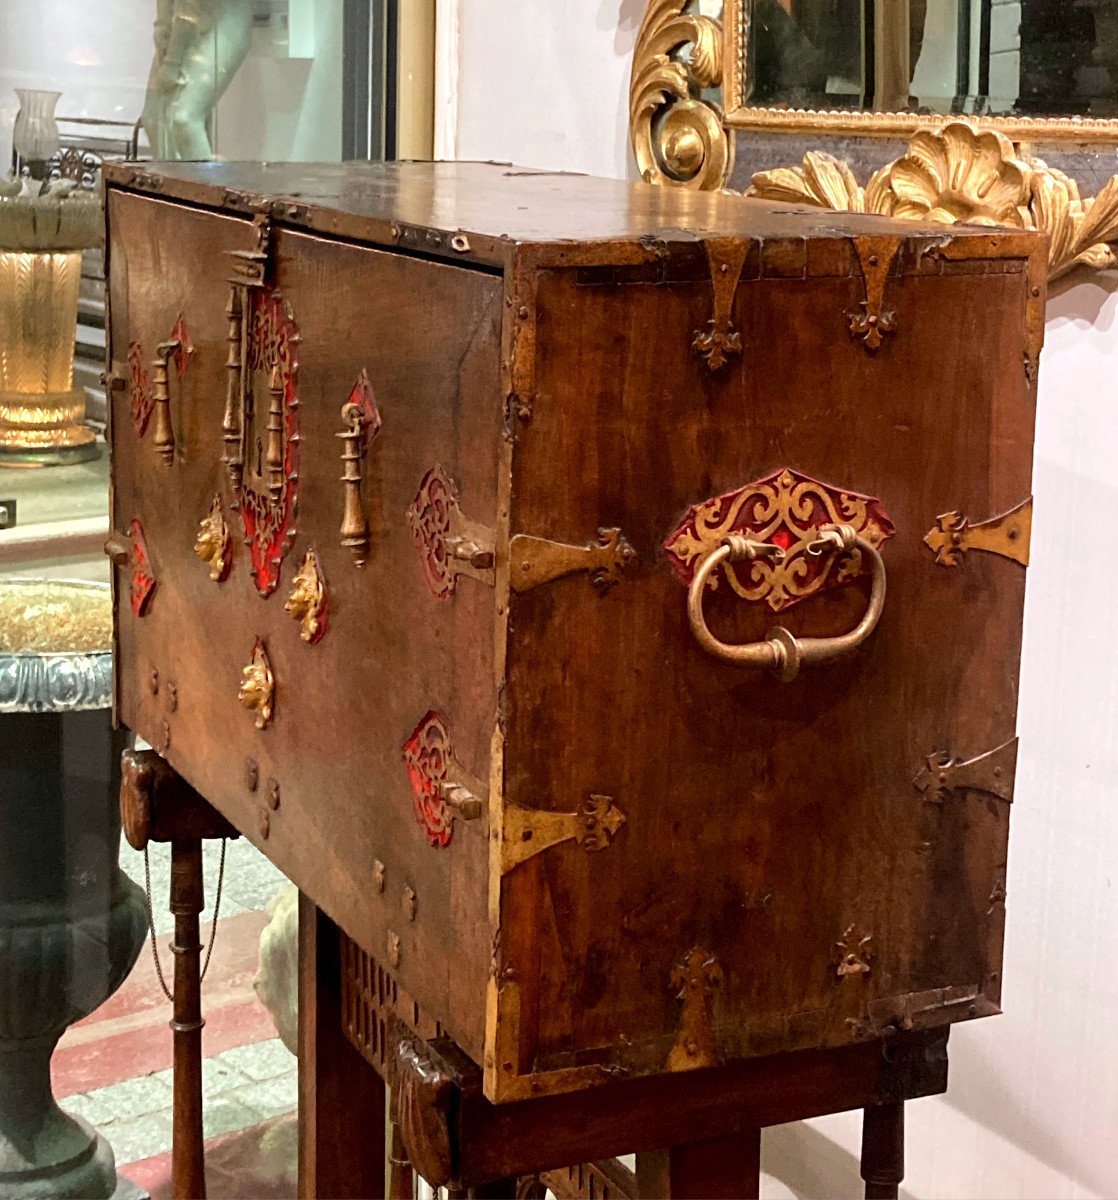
[402,711,454,848]
[129,342,152,437]
[239,287,300,597]
[664,467,895,613]
[129,519,156,617]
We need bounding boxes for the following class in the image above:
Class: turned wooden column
[169,839,206,1199]
[861,1102,905,1199]
[120,749,238,1200]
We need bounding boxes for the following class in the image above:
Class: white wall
[442,6,1118,1197]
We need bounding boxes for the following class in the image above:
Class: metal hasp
[509,528,637,593]
[924,498,1032,568]
[222,218,301,596]
[914,737,1019,805]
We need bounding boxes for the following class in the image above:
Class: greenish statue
[141,0,254,160]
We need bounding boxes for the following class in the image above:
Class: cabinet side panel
[497,239,1035,1095]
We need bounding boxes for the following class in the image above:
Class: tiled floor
[55,836,298,1197]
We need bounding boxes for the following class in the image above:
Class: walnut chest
[103,161,1043,1104]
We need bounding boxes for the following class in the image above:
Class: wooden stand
[120,750,239,1200]
[301,895,942,1200]
[130,745,933,1200]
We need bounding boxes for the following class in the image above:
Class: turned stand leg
[636,1128,761,1200]
[861,1102,905,1199]
[297,894,387,1199]
[170,839,206,1199]
[120,749,239,1200]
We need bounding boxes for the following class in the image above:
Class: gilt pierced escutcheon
[664,467,895,612]
[406,467,495,599]
[128,342,152,436]
[221,242,301,596]
[402,711,487,847]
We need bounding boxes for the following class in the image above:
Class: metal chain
[201,838,227,981]
[142,837,228,1003]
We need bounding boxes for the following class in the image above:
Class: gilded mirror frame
[630,0,1118,282]
[720,0,1118,143]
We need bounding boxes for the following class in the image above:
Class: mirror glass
[747,0,1118,119]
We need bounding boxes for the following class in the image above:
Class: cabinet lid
[102,159,1032,270]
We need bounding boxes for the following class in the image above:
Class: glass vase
[12,88,62,171]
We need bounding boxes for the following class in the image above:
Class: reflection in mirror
[748,0,1118,119]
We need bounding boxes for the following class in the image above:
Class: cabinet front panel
[107,191,501,1058]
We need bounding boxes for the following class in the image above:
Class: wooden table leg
[636,1128,761,1199]
[387,1108,414,1200]
[170,839,206,1200]
[861,1102,904,1199]
[121,751,240,1200]
[298,894,387,1199]
[469,1179,518,1198]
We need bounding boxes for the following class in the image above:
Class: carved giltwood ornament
[629,0,730,189]
[284,548,327,643]
[238,638,274,730]
[924,498,1032,568]
[748,122,1118,285]
[628,0,1118,284]
[194,495,232,582]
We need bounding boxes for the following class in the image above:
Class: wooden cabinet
[104,161,1043,1106]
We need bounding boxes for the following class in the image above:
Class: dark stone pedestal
[0,706,147,1198]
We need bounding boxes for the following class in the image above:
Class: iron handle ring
[685,524,887,682]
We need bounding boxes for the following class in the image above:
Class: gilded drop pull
[338,371,382,566]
